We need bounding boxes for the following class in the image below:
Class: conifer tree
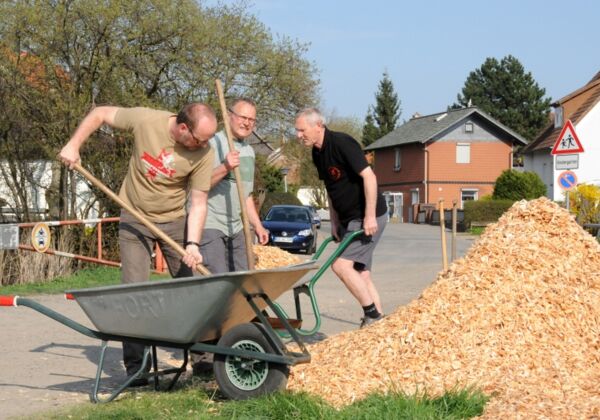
[454,55,551,141]
[362,72,401,147]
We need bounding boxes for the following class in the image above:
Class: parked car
[304,205,321,229]
[262,205,318,253]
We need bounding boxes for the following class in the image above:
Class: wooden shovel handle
[215,79,255,270]
[72,162,211,275]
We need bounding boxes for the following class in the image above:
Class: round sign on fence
[557,170,578,191]
[31,222,51,253]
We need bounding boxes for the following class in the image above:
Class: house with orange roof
[522,71,600,200]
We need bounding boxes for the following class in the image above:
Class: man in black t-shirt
[295,108,388,329]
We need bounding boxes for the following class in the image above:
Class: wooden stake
[439,199,448,271]
[451,200,457,261]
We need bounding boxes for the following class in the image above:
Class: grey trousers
[118,210,193,374]
[200,228,248,274]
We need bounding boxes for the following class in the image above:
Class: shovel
[72,162,211,275]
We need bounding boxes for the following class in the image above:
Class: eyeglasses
[186,125,203,146]
[228,108,257,125]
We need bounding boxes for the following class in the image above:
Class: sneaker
[359,314,384,329]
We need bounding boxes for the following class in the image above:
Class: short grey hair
[296,107,326,125]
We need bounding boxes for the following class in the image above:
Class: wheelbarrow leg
[91,344,151,403]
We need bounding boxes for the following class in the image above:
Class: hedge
[463,199,515,227]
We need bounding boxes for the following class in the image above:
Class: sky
[207,0,600,122]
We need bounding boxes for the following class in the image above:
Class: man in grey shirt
[200,98,269,273]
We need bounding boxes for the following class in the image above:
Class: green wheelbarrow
[0,261,318,403]
[272,229,365,337]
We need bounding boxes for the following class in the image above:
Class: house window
[456,143,470,164]
[554,106,563,128]
[461,189,478,208]
[394,148,401,171]
[464,121,474,133]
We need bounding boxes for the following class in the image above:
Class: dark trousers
[119,210,194,375]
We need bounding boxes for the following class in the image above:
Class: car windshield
[266,208,310,223]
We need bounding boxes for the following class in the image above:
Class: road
[0,222,476,419]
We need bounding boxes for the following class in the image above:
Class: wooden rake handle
[72,162,211,275]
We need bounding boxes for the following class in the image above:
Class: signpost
[557,170,578,210]
[555,154,579,170]
[551,120,584,209]
[551,120,584,156]
[31,222,51,253]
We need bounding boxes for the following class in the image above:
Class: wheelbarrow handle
[0,295,18,306]
[71,162,211,276]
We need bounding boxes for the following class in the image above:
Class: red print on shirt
[141,149,176,180]
[328,166,342,181]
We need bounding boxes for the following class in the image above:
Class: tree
[454,55,551,141]
[362,72,401,147]
[0,0,319,222]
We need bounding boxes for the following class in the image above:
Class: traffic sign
[555,154,579,170]
[551,120,584,155]
[557,170,578,191]
[31,222,51,253]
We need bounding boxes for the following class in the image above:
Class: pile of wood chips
[288,197,600,418]
[252,245,301,270]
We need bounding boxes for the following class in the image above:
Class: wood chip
[287,197,600,418]
[252,245,301,270]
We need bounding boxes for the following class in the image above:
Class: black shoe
[359,314,384,329]
[128,377,149,387]
[192,361,214,376]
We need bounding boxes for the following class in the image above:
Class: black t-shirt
[312,128,387,226]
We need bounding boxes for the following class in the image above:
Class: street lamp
[280,167,289,193]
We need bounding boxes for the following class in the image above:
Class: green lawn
[0,266,167,295]
[34,384,488,419]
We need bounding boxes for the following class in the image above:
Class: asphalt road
[0,222,476,419]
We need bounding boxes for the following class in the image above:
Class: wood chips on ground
[252,245,301,270]
[288,197,600,419]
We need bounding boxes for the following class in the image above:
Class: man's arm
[245,195,269,245]
[359,166,379,236]
[182,188,208,268]
[210,150,240,188]
[59,106,120,167]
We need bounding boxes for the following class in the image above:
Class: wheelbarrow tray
[67,261,317,344]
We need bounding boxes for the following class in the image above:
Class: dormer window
[554,106,563,128]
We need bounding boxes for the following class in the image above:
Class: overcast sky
[208,0,600,122]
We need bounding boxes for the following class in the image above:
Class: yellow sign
[31,222,51,253]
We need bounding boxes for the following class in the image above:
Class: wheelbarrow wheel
[214,322,289,400]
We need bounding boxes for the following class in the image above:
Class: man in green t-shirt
[59,103,217,386]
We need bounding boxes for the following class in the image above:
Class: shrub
[568,183,600,227]
[493,170,546,200]
[259,192,303,219]
[463,199,515,227]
